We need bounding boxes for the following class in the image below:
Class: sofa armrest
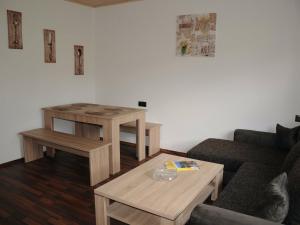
[189,204,281,225]
[234,129,277,148]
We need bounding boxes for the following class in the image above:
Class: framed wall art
[7,10,23,49]
[176,13,217,57]
[74,45,84,75]
[44,29,56,63]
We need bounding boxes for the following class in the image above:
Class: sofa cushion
[213,162,280,217]
[234,129,277,148]
[281,142,300,173]
[276,124,299,151]
[256,173,289,223]
[190,204,283,225]
[187,139,286,172]
[285,158,300,225]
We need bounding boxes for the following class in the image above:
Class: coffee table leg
[211,170,223,201]
[95,195,110,225]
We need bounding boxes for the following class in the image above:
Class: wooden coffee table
[94,154,224,225]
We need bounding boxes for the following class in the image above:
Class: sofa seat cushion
[187,138,286,172]
[214,162,280,217]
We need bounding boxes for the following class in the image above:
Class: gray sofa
[187,129,300,225]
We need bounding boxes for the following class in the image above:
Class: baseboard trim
[0,158,23,169]
[0,143,187,169]
[160,149,187,157]
[120,141,187,157]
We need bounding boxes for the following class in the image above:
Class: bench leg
[23,137,44,163]
[44,111,56,158]
[89,146,110,186]
[148,127,160,156]
[46,148,56,158]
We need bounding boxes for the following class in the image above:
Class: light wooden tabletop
[42,103,145,120]
[94,154,223,220]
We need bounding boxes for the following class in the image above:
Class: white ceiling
[65,0,141,7]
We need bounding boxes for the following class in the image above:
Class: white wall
[0,0,95,164]
[94,0,300,152]
[1,0,300,164]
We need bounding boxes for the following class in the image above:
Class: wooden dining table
[42,103,146,175]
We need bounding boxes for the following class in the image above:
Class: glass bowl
[152,167,177,181]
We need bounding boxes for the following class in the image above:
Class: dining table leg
[103,120,120,175]
[136,112,146,161]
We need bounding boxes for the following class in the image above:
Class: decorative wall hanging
[176,13,217,57]
[7,10,23,49]
[74,45,84,75]
[43,29,56,63]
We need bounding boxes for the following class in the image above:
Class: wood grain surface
[95,153,223,220]
[0,144,158,225]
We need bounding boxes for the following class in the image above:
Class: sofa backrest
[285,158,300,225]
[234,129,277,148]
[281,142,300,173]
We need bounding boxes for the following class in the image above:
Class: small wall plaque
[44,29,56,63]
[74,45,84,75]
[7,10,23,49]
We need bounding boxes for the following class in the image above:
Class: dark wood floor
[0,145,160,225]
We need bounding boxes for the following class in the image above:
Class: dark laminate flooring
[0,145,162,225]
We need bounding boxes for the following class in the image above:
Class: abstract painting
[176,13,217,57]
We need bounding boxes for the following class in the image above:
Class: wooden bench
[20,128,111,186]
[120,122,161,156]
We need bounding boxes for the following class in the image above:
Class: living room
[0,0,300,224]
